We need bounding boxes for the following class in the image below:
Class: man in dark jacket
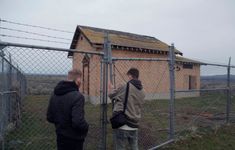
[109,68,145,150]
[47,69,89,150]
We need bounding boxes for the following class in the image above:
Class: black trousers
[56,134,84,150]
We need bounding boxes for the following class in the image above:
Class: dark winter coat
[47,81,89,140]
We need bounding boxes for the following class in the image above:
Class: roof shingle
[70,25,182,54]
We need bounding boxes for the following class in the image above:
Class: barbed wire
[0,27,71,41]
[0,19,73,33]
[0,19,80,47]
[0,34,70,44]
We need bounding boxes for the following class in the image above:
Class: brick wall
[72,34,201,103]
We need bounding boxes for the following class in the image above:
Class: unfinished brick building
[69,25,201,104]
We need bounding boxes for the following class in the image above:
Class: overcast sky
[0,0,235,67]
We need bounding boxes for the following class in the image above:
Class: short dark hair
[127,68,139,79]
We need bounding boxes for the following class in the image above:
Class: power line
[0,27,72,41]
[0,19,73,33]
[0,34,70,44]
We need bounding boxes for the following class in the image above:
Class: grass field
[4,92,235,150]
[160,124,235,150]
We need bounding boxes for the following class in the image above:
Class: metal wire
[0,27,71,41]
[0,34,70,44]
[0,19,73,33]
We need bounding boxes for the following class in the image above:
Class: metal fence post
[107,34,113,84]
[226,57,231,123]
[168,44,175,139]
[100,60,104,105]
[8,54,12,123]
[113,62,116,89]
[100,32,110,150]
[0,93,4,150]
[0,45,5,150]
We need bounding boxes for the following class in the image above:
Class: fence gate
[110,57,173,149]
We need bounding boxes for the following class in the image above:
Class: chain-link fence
[174,64,234,140]
[0,43,103,150]
[231,67,235,123]
[111,58,170,149]
[0,41,234,150]
[0,49,27,150]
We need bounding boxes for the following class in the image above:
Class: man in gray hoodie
[109,68,145,150]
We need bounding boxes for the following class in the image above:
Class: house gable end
[69,26,94,57]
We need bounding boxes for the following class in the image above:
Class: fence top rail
[0,41,104,56]
[0,41,234,68]
[110,57,235,68]
[112,57,169,61]
[202,62,235,68]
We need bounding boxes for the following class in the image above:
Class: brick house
[69,25,201,104]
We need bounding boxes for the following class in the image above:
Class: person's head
[68,69,82,87]
[127,68,139,80]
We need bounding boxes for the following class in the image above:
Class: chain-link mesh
[231,67,235,123]
[0,42,234,150]
[0,46,102,150]
[174,64,231,139]
[111,59,170,149]
[0,49,27,150]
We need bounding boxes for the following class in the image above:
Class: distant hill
[201,75,235,89]
[201,75,235,81]
[25,74,67,95]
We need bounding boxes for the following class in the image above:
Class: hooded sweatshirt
[109,79,145,128]
[47,81,89,140]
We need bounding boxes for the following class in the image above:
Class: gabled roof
[69,25,183,56]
